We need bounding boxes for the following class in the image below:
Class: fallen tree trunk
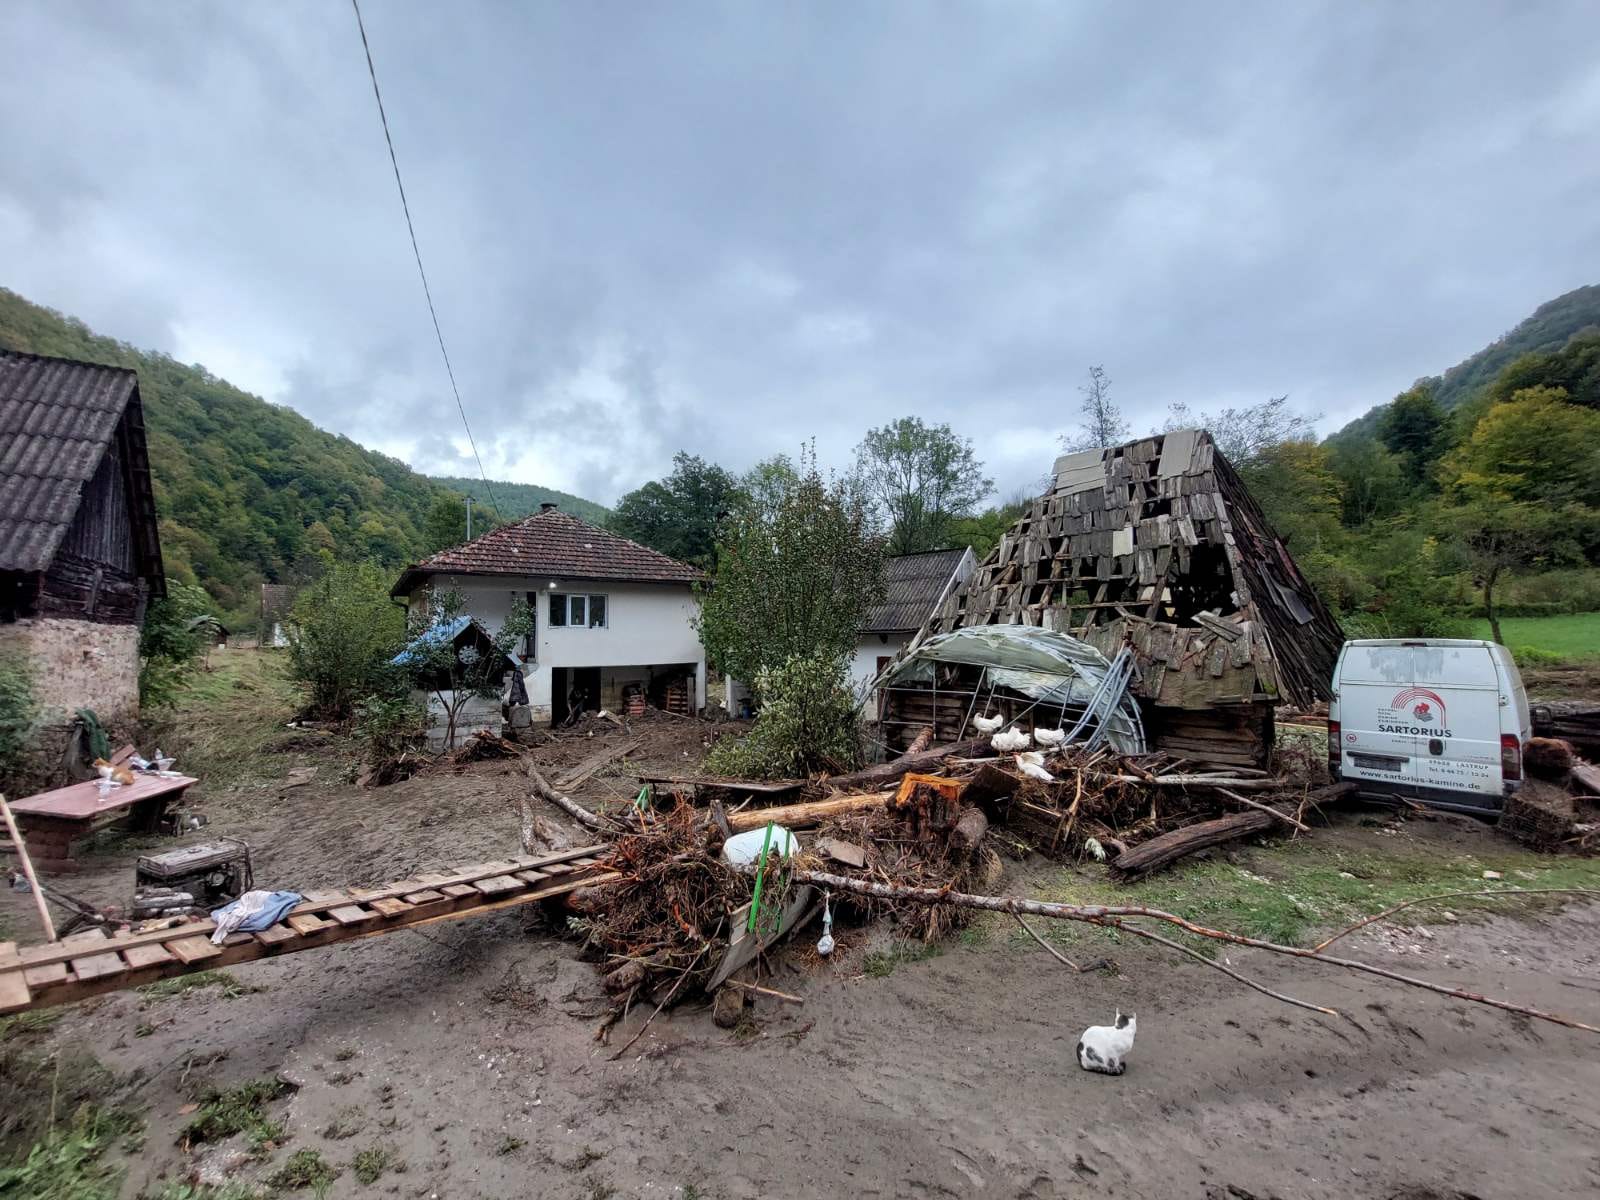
[726,790,892,833]
[529,764,606,831]
[775,868,1600,1035]
[825,736,990,792]
[904,727,935,755]
[1108,810,1276,879]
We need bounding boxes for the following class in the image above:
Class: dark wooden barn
[882,429,1344,768]
[0,350,165,721]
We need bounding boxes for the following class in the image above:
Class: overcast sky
[3,2,1597,506]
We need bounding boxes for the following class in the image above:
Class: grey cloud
[2,0,1597,507]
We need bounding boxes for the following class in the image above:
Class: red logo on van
[1390,687,1446,728]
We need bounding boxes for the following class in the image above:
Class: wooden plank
[167,936,221,965]
[554,738,644,791]
[471,875,525,897]
[0,970,29,1015]
[122,943,176,969]
[401,888,446,904]
[513,870,550,886]
[70,953,128,979]
[253,925,299,948]
[369,897,413,918]
[442,884,479,899]
[286,913,330,935]
[23,962,69,987]
[328,905,376,927]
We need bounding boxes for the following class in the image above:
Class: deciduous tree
[854,418,992,554]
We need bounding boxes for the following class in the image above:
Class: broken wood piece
[166,936,222,964]
[1215,788,1310,832]
[722,978,803,1005]
[904,727,935,755]
[369,897,414,918]
[529,764,607,830]
[725,791,892,833]
[327,905,376,926]
[949,807,990,857]
[814,837,867,869]
[1108,811,1277,880]
[554,738,644,791]
[825,736,991,792]
[122,943,176,968]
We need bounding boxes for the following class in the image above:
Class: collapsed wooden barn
[877,429,1344,768]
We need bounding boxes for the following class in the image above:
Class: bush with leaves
[0,647,38,780]
[286,563,408,721]
[705,654,864,779]
[138,581,216,708]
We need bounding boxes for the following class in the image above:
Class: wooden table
[8,774,197,873]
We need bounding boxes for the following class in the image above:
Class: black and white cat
[1076,1010,1137,1075]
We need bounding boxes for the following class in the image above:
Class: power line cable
[349,0,502,525]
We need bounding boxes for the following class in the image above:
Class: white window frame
[550,591,609,629]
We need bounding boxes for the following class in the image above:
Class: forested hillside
[1334,284,1600,442]
[429,475,609,525]
[0,289,603,623]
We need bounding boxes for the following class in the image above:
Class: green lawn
[1467,612,1600,663]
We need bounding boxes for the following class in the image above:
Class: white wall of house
[403,574,705,725]
[850,633,910,697]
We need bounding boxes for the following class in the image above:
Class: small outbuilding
[881,429,1344,767]
[0,350,164,728]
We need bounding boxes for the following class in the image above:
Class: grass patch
[0,1106,140,1200]
[142,649,331,792]
[350,1145,401,1185]
[145,1181,265,1199]
[179,1077,293,1151]
[1023,829,1600,955]
[0,1008,63,1042]
[495,1135,525,1157]
[139,971,259,1002]
[1467,612,1600,664]
[267,1149,338,1195]
[319,1108,364,1141]
[862,939,944,978]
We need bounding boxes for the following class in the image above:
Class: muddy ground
[5,706,1600,1199]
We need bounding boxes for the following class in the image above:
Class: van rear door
[1338,643,1418,789]
[1410,644,1502,799]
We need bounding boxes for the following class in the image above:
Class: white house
[850,547,977,693]
[722,545,977,715]
[391,503,705,727]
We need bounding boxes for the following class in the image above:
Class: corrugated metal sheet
[0,350,140,573]
[861,548,969,633]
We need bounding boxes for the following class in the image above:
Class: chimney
[539,501,558,512]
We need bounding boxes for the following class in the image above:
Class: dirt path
[5,718,1600,1198]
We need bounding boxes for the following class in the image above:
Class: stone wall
[0,616,141,723]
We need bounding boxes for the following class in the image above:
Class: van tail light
[1327,719,1341,776]
[1501,734,1522,782]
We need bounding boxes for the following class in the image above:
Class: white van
[1329,639,1532,815]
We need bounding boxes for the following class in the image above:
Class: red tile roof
[392,507,701,595]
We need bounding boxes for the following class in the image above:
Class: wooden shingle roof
[0,349,162,588]
[862,548,970,634]
[392,506,701,596]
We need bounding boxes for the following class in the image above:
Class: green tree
[1061,365,1129,452]
[704,654,864,778]
[1329,438,1408,527]
[398,590,533,749]
[0,647,38,778]
[1380,384,1446,480]
[946,493,1031,560]
[285,563,408,720]
[609,452,741,568]
[1443,386,1600,511]
[699,445,885,688]
[423,493,470,552]
[138,582,217,707]
[854,417,992,554]
[1160,395,1318,471]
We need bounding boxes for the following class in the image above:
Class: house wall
[0,616,140,722]
[850,633,909,696]
[403,575,705,724]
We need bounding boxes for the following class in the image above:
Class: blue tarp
[391,616,479,667]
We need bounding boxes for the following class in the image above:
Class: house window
[550,592,608,629]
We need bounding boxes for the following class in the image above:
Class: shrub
[1510,645,1563,668]
[705,654,863,779]
[0,648,38,779]
[355,692,427,765]
[285,564,407,721]
[139,582,215,708]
